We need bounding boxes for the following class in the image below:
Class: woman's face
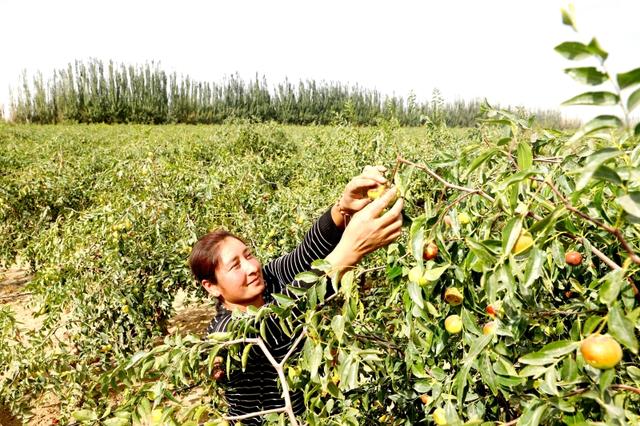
[206,237,265,310]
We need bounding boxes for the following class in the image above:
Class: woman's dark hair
[189,229,244,284]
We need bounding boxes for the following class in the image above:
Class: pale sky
[1,0,639,122]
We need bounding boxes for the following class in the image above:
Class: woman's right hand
[326,187,403,270]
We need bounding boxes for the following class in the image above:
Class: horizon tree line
[6,59,580,129]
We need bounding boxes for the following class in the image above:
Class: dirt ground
[0,266,215,426]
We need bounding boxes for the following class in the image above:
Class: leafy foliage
[8,59,577,129]
[1,7,639,426]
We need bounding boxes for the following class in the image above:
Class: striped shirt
[207,207,343,424]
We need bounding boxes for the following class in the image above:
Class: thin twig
[546,180,640,265]
[533,156,562,164]
[611,384,640,395]
[397,157,495,202]
[220,337,299,425]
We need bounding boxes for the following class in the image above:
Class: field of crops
[0,121,459,424]
[2,9,640,425]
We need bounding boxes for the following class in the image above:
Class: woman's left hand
[339,165,388,214]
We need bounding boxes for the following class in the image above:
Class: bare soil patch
[1,272,215,425]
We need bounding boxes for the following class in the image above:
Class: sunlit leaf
[617,67,640,89]
[609,305,639,354]
[407,281,424,309]
[424,264,449,282]
[463,333,493,364]
[410,222,425,262]
[564,67,608,85]
[616,192,640,218]
[271,293,295,308]
[587,38,608,61]
[295,271,318,284]
[466,148,499,176]
[331,315,345,342]
[555,42,596,61]
[627,87,640,112]
[516,141,533,170]
[561,7,576,31]
[241,343,252,371]
[599,269,625,306]
[309,343,323,378]
[574,148,621,190]
[517,401,548,426]
[592,165,622,185]
[561,91,619,106]
[502,217,523,255]
[569,115,622,144]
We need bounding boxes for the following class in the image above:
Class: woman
[189,166,403,423]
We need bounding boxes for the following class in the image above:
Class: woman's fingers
[363,187,398,217]
[362,165,387,176]
[378,197,404,226]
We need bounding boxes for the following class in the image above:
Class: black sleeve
[262,206,343,297]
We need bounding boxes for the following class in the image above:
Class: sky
[1,0,639,122]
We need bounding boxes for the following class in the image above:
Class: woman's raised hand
[338,165,389,214]
[326,187,403,271]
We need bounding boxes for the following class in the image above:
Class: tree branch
[397,157,495,203]
[545,180,640,265]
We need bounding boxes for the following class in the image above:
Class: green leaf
[340,270,354,295]
[72,410,98,421]
[467,148,499,176]
[423,264,449,282]
[331,315,345,342]
[561,7,576,31]
[599,269,625,305]
[271,292,295,308]
[241,343,252,371]
[496,170,540,191]
[125,351,149,369]
[627,87,640,112]
[480,354,498,395]
[520,365,548,378]
[407,281,424,309]
[410,223,425,262]
[413,379,431,393]
[104,418,130,426]
[517,401,548,426]
[564,67,608,85]
[536,340,580,358]
[592,165,622,185]
[541,368,559,396]
[562,91,619,106]
[575,147,622,190]
[466,238,496,264]
[516,141,533,170]
[599,368,616,395]
[309,343,323,378]
[608,305,639,354]
[518,352,557,366]
[569,115,623,144]
[636,122,640,137]
[463,333,493,365]
[616,192,640,218]
[523,247,544,288]
[555,42,597,61]
[617,67,640,90]
[295,271,318,284]
[502,217,523,255]
[311,259,332,272]
[587,38,608,61]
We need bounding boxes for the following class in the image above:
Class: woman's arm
[262,165,390,295]
[262,207,344,295]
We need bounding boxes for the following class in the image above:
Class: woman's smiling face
[204,237,265,311]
